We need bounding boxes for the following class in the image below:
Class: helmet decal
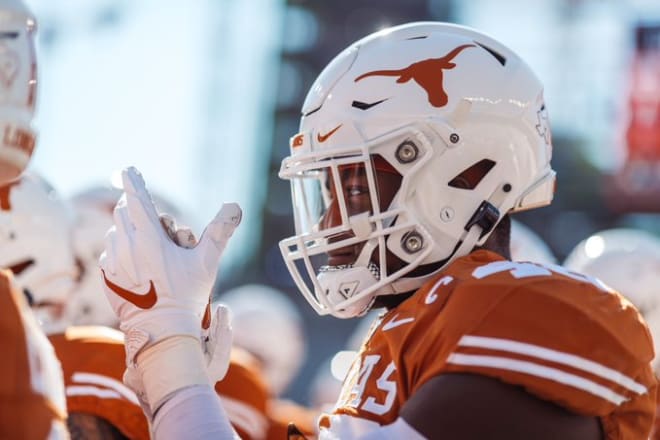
[354,44,475,108]
[316,124,343,143]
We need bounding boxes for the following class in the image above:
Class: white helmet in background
[68,185,121,327]
[0,173,78,333]
[279,22,555,318]
[564,228,660,367]
[0,0,37,183]
[69,183,184,327]
[510,219,556,265]
[218,284,306,395]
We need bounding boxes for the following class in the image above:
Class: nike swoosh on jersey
[381,314,414,331]
[316,124,342,143]
[102,270,158,309]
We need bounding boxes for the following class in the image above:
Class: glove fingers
[121,167,163,237]
[100,226,118,275]
[113,202,141,284]
[159,213,178,239]
[197,203,242,273]
[213,303,232,333]
[175,226,198,249]
[206,304,233,383]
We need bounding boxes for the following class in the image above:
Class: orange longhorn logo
[354,44,475,108]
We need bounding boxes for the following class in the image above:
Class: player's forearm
[133,336,239,439]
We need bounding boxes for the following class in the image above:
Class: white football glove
[99,166,241,413]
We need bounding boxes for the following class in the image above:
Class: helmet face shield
[280,134,434,318]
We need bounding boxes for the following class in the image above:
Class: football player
[0,0,69,438]
[0,175,151,439]
[72,184,288,439]
[100,22,657,439]
[564,228,660,439]
[49,325,150,440]
[0,173,79,333]
[275,22,655,438]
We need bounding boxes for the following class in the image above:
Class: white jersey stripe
[457,335,647,395]
[72,372,140,405]
[66,385,122,400]
[219,394,268,440]
[446,353,628,405]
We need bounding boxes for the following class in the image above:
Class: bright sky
[25,0,283,273]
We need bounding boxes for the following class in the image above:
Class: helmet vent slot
[475,42,506,66]
[406,35,428,40]
[448,159,496,190]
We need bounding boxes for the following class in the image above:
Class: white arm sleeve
[152,385,240,440]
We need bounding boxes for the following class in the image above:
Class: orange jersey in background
[49,325,149,440]
[0,269,68,439]
[216,348,271,440]
[217,348,318,440]
[322,250,657,439]
[268,398,318,440]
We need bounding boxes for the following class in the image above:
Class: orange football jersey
[322,250,657,439]
[652,388,660,440]
[0,269,68,439]
[49,325,149,440]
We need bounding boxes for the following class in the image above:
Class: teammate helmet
[218,284,306,395]
[0,173,78,333]
[0,0,37,183]
[279,22,555,318]
[68,185,122,327]
[564,228,660,366]
[510,219,556,265]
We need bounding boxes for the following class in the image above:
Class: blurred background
[24,0,660,404]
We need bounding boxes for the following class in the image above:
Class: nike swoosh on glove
[99,166,241,413]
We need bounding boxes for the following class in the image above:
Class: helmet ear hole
[448,159,496,189]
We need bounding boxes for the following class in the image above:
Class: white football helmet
[279,22,555,318]
[510,219,556,265]
[0,173,78,333]
[69,184,184,327]
[218,284,306,395]
[0,0,37,183]
[564,229,660,367]
[68,185,121,327]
